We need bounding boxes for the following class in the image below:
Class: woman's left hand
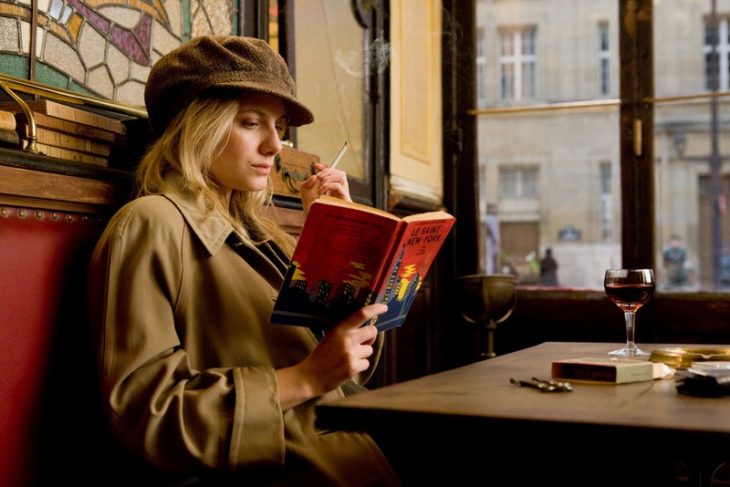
[275,303,386,411]
[300,162,351,216]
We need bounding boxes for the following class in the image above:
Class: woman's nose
[262,128,283,155]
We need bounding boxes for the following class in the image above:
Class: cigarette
[330,142,348,169]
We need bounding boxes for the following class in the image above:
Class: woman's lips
[251,164,272,175]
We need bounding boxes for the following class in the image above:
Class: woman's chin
[239,179,269,193]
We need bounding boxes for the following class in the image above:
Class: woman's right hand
[275,303,386,411]
[299,162,351,217]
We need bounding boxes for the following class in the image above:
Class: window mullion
[618,0,655,269]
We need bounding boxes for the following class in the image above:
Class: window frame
[498,26,538,101]
[445,0,730,361]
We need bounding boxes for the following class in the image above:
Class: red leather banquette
[0,161,129,487]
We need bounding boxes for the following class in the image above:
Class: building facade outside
[476,0,730,290]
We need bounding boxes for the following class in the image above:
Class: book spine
[0,129,20,147]
[25,101,126,134]
[369,222,408,301]
[22,125,111,156]
[551,363,618,382]
[28,112,118,143]
[0,110,16,131]
[33,142,108,166]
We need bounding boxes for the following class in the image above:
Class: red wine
[605,283,654,311]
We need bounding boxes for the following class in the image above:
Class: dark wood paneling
[442,0,479,371]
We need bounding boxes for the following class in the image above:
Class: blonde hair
[136,95,296,255]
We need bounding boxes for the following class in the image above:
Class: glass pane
[290,1,366,180]
[0,0,240,104]
[654,0,730,291]
[476,0,620,289]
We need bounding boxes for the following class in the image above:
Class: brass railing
[469,91,730,116]
[0,72,147,154]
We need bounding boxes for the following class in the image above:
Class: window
[498,27,537,100]
[285,1,374,201]
[499,166,538,199]
[479,3,619,289]
[477,0,730,296]
[655,2,730,290]
[476,27,487,109]
[704,16,730,91]
[598,22,610,96]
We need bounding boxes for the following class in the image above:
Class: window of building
[499,166,539,199]
[599,22,611,96]
[704,16,730,91]
[477,27,487,109]
[498,26,537,100]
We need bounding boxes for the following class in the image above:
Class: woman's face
[209,92,287,198]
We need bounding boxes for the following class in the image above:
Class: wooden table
[316,342,730,486]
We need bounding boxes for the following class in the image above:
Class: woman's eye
[241,120,259,129]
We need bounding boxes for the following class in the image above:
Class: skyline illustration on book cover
[271,196,455,332]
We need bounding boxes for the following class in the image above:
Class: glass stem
[624,310,636,351]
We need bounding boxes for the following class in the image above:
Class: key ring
[510,377,573,392]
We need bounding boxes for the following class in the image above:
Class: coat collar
[163,191,233,256]
[162,190,287,285]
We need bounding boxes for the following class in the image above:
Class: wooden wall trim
[0,164,131,213]
[0,156,304,233]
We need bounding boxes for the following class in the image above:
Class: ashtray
[649,347,730,369]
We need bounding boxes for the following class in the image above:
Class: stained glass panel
[0,0,240,107]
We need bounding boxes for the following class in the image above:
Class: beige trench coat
[88,191,400,486]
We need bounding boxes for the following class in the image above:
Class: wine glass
[604,269,655,358]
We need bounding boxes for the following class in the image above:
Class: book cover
[551,357,661,384]
[271,196,455,332]
[0,99,126,135]
[0,129,20,148]
[19,125,111,156]
[0,109,16,131]
[372,215,456,330]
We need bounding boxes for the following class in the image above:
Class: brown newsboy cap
[144,35,314,135]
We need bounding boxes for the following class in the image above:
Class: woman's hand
[276,303,386,411]
[300,162,351,216]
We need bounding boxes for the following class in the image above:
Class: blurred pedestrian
[663,235,688,288]
[539,247,559,286]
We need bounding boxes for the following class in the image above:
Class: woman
[88,35,400,486]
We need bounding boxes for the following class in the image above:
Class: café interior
[1,0,730,485]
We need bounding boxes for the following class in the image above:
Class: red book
[271,196,455,331]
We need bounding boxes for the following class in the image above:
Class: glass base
[608,346,650,359]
